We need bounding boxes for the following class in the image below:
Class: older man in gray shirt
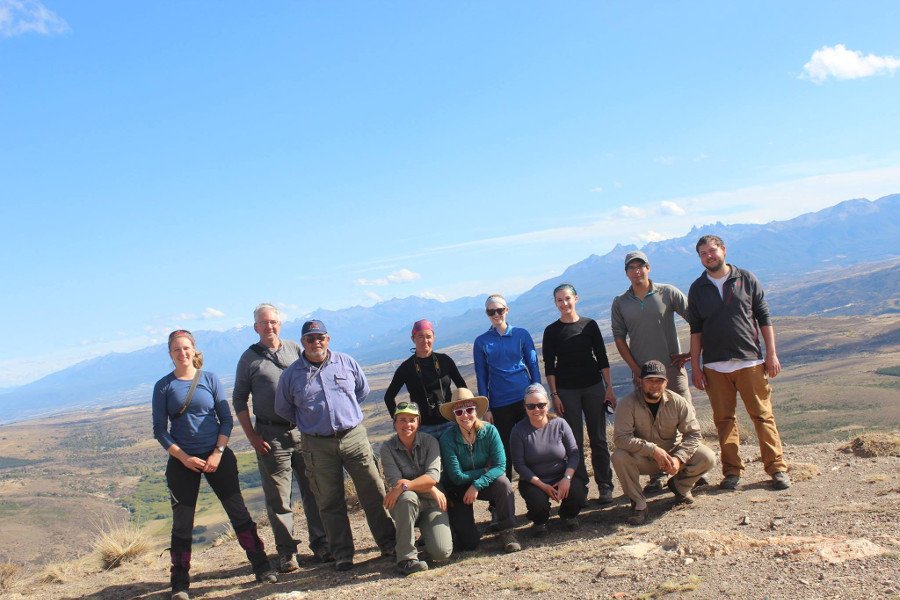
[233,304,329,572]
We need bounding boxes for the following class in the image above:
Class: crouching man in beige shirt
[612,360,715,526]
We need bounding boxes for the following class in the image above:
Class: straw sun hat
[439,388,490,422]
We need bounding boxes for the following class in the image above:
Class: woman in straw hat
[438,388,522,553]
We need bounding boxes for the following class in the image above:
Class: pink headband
[411,319,434,336]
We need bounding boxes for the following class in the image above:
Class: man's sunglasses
[304,334,327,343]
[453,406,477,417]
[525,402,548,411]
[485,308,506,317]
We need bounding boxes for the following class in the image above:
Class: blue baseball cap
[301,319,328,337]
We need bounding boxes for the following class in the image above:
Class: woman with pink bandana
[384,319,469,438]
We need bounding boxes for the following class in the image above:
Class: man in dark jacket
[687,235,790,492]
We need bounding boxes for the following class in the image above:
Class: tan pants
[612,444,715,510]
[704,364,787,477]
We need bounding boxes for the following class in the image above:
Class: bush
[93,521,152,569]
[0,562,20,591]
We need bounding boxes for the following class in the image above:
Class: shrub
[93,522,152,569]
[0,562,20,591]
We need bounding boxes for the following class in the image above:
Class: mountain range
[1,194,897,423]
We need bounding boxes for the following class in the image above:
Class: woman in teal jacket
[439,388,521,553]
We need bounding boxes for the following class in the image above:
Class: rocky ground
[3,434,899,600]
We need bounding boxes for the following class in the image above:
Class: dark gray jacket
[687,265,772,364]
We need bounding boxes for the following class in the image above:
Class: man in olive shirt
[233,304,329,572]
[612,360,714,525]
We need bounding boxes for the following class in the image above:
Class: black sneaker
[561,517,580,532]
[500,529,522,553]
[596,487,614,504]
[530,522,549,538]
[171,591,190,600]
[693,475,709,488]
[772,471,792,490]
[335,560,354,572]
[397,559,428,576]
[719,475,741,490]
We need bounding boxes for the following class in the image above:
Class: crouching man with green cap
[380,401,453,576]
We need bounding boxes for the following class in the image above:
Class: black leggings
[165,447,254,552]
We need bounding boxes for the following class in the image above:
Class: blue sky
[2,1,899,386]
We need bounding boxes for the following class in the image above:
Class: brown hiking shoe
[500,529,522,553]
[627,506,647,526]
[667,478,695,504]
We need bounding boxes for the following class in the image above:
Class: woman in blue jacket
[473,293,541,480]
[152,330,276,600]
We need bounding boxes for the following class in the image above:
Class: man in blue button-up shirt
[275,320,395,572]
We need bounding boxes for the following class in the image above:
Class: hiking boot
[335,560,354,572]
[396,559,428,576]
[255,569,278,584]
[643,474,666,495]
[561,517,580,532]
[313,548,335,563]
[693,475,709,488]
[171,592,190,600]
[667,478,695,504]
[719,475,741,491]
[530,522,549,538]
[627,505,647,526]
[278,553,299,573]
[596,487,614,504]
[772,471,792,490]
[500,529,522,553]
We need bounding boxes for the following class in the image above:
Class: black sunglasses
[395,402,419,414]
[525,402,548,411]
[485,307,506,316]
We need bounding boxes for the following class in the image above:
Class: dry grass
[212,523,236,547]
[697,416,751,444]
[38,562,77,584]
[639,575,703,598]
[841,432,900,458]
[498,574,553,593]
[788,462,821,482]
[0,562,20,591]
[93,521,152,569]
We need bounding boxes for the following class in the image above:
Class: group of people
[151,234,791,599]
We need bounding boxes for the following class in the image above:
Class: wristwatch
[564,474,572,480]
[215,445,226,453]
[401,483,409,492]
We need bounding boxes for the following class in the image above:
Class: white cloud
[637,230,669,243]
[589,186,604,193]
[654,155,676,166]
[363,290,383,303]
[201,307,225,319]
[801,44,900,83]
[614,181,623,188]
[659,201,686,216]
[614,205,650,219]
[0,0,68,37]
[418,290,447,301]
[355,268,421,286]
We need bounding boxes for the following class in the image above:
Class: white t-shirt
[703,271,763,373]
